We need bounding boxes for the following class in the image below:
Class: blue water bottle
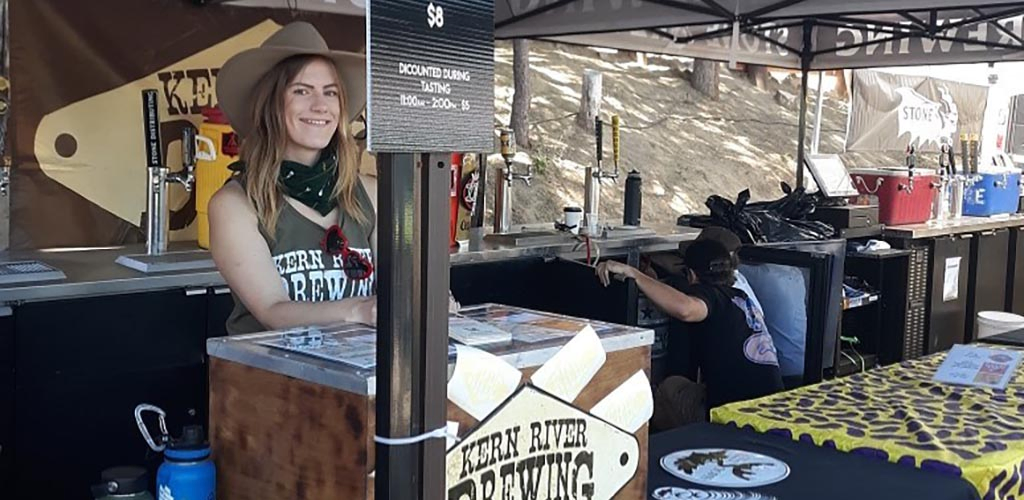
[136,405,216,500]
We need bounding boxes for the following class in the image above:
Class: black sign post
[368,0,493,497]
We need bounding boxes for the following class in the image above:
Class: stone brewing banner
[846,70,989,153]
[367,0,494,152]
[10,1,363,249]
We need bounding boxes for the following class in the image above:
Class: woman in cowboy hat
[209,22,379,334]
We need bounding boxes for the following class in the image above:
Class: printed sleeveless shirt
[225,179,376,335]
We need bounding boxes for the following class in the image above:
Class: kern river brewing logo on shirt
[273,248,375,301]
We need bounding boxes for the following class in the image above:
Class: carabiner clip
[135,404,169,453]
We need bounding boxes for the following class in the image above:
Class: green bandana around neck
[279,151,339,216]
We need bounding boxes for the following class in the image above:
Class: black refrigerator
[738,239,846,386]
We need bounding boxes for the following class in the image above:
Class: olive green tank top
[225,180,376,335]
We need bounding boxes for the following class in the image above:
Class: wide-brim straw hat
[216,22,366,137]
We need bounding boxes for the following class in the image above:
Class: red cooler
[850,167,937,226]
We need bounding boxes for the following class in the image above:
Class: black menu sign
[367,0,494,153]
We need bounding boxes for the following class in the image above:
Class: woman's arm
[209,182,377,329]
[596,260,708,323]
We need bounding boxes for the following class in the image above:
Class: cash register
[804,154,881,238]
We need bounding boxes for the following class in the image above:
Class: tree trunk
[834,69,849,100]
[746,64,769,91]
[692,59,720,100]
[511,39,531,148]
[577,69,602,129]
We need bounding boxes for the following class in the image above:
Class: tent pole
[375,152,449,500]
[796,69,808,188]
[811,71,824,154]
[795,20,813,189]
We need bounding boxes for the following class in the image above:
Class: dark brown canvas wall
[10,0,363,249]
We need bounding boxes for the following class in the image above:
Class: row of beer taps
[494,115,621,236]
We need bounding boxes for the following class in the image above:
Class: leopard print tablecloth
[712,346,1024,500]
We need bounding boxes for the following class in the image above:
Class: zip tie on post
[374,426,459,446]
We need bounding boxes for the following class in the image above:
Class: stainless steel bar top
[883,214,1024,240]
[450,224,698,265]
[207,303,655,396]
[0,242,224,304]
[0,226,696,303]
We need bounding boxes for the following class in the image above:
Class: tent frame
[498,2,1024,187]
[204,2,1024,499]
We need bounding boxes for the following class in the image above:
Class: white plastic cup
[564,207,583,235]
[977,311,1024,339]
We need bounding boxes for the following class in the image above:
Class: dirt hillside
[489,40,903,227]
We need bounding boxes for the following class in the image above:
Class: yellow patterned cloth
[711,346,1024,500]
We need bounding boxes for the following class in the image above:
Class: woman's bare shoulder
[209,179,253,216]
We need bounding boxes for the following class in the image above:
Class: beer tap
[493,128,532,235]
[168,127,196,192]
[583,115,621,236]
[902,144,916,193]
[142,89,196,256]
[933,144,952,220]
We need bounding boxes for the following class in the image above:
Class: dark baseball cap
[683,239,736,277]
[696,226,742,253]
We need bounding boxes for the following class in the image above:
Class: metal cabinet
[0,307,13,491]
[13,289,210,500]
[966,229,1011,341]
[927,235,973,353]
[843,249,913,366]
[450,257,638,326]
[206,285,235,339]
[1008,227,1024,315]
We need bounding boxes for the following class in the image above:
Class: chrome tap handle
[182,127,196,171]
[171,127,197,193]
[142,90,163,169]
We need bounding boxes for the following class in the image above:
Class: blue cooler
[963,170,1021,216]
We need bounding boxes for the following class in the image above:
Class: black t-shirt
[684,283,784,408]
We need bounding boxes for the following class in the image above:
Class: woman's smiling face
[283,58,341,165]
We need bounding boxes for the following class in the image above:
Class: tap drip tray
[483,231,576,247]
[0,260,66,285]
[598,226,656,239]
[116,250,215,273]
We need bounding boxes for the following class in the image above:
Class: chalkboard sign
[367,0,494,152]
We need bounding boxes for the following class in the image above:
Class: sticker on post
[943,256,961,302]
[660,449,790,488]
[446,385,640,500]
[651,486,778,499]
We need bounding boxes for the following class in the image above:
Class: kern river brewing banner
[846,69,989,153]
[10,1,364,249]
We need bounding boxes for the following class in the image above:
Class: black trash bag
[745,211,835,243]
[678,186,835,244]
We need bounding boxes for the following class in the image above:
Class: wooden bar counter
[207,303,654,499]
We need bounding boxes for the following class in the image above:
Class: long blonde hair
[241,55,364,238]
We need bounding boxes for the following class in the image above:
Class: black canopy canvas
[218,0,1024,69]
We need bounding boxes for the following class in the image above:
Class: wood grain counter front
[208,303,653,499]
